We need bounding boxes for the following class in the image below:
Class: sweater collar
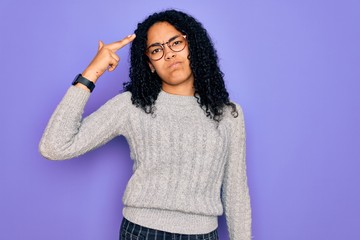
[156,90,199,107]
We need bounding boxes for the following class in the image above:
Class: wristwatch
[72,74,95,92]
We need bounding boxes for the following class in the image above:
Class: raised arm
[39,34,136,160]
[77,34,136,89]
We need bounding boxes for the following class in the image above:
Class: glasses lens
[147,45,163,61]
[146,35,187,61]
[169,36,186,52]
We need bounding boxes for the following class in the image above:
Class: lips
[168,61,181,69]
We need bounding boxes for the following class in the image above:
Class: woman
[39,9,251,240]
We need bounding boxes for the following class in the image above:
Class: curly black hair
[123,9,238,121]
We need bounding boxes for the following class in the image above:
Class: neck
[161,82,195,96]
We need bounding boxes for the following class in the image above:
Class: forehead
[147,22,182,44]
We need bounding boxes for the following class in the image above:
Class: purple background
[1,0,359,239]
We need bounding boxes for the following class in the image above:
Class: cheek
[152,62,164,73]
[148,60,160,71]
[185,45,191,56]
[183,49,191,66]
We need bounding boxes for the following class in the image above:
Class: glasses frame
[146,35,187,61]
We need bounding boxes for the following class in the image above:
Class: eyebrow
[147,35,180,48]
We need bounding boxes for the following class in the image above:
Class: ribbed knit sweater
[39,86,251,239]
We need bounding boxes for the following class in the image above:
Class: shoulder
[113,90,132,100]
[106,91,132,106]
[223,100,245,123]
[97,91,134,113]
[218,101,246,149]
[219,100,246,135]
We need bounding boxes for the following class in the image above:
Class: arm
[222,105,252,240]
[39,86,130,160]
[39,34,136,160]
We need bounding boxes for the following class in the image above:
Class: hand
[82,34,136,83]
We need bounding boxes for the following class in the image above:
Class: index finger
[108,34,136,52]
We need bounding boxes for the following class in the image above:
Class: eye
[149,47,163,55]
[172,40,182,46]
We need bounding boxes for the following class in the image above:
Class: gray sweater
[39,86,251,239]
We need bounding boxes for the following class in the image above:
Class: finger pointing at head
[109,34,136,52]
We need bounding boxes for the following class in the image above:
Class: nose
[163,45,176,60]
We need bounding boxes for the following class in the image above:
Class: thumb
[98,40,104,51]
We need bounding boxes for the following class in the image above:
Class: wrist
[81,69,99,83]
[74,82,90,92]
[72,74,95,92]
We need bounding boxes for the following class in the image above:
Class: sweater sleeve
[221,104,252,240]
[39,86,130,160]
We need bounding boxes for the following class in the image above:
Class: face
[146,22,194,95]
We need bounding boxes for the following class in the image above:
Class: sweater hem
[123,206,218,234]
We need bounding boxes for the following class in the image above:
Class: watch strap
[72,74,95,92]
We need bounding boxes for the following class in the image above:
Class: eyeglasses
[146,35,187,61]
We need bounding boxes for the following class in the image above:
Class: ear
[148,62,156,73]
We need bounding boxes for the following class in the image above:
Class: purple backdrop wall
[1,0,359,239]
